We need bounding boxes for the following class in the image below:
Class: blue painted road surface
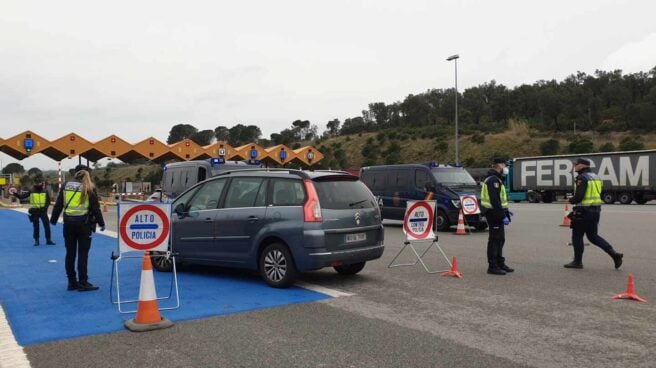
[0,209,329,346]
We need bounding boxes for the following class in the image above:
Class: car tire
[602,192,615,204]
[334,262,366,275]
[541,191,553,203]
[618,192,632,205]
[434,210,450,232]
[635,198,648,205]
[259,243,297,288]
[475,222,488,231]
[151,251,175,272]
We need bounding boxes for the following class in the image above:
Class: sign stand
[388,200,453,274]
[110,202,180,314]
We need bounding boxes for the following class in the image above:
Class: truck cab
[360,163,487,231]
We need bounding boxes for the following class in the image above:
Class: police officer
[50,166,106,291]
[564,158,623,269]
[481,157,514,275]
[15,176,55,246]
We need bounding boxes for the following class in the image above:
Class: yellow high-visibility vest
[30,193,47,208]
[575,172,603,206]
[64,183,89,217]
[481,176,508,209]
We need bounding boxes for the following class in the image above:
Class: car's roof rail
[217,168,311,179]
[310,169,352,175]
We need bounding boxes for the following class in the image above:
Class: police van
[161,159,256,200]
[360,163,487,231]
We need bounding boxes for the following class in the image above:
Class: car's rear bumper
[306,243,384,268]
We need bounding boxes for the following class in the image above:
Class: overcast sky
[2,0,655,170]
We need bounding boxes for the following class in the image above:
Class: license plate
[345,233,367,243]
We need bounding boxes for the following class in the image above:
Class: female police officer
[50,166,106,291]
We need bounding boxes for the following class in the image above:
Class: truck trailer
[511,150,656,204]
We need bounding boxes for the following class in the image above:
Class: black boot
[499,263,514,273]
[77,281,99,292]
[34,239,40,246]
[612,253,623,269]
[564,261,583,269]
[487,263,506,275]
[67,280,78,291]
[46,239,55,245]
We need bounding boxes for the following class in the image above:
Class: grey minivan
[153,169,385,288]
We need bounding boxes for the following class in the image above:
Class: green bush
[471,133,485,144]
[568,139,594,154]
[540,139,560,155]
[618,137,644,151]
[598,142,615,152]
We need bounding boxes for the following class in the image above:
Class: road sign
[460,195,480,215]
[119,203,171,253]
[403,200,436,241]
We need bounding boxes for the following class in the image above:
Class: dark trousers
[571,209,616,263]
[32,210,52,241]
[64,222,93,282]
[486,210,506,267]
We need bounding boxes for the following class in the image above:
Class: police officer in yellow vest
[50,166,105,291]
[15,177,55,246]
[481,158,514,275]
[565,158,623,269]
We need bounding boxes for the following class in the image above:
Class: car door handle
[247,216,259,222]
[204,218,213,223]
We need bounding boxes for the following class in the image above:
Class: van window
[271,179,305,206]
[372,173,385,191]
[198,167,207,183]
[224,178,265,208]
[391,170,409,190]
[415,170,430,189]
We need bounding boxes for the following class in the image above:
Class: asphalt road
[18,203,656,367]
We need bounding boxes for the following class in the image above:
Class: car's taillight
[303,179,322,222]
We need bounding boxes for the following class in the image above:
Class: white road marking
[295,282,354,298]
[0,306,31,368]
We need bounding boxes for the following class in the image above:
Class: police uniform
[16,182,55,245]
[50,171,105,291]
[480,159,514,275]
[565,158,623,269]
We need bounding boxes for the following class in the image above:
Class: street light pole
[446,54,460,165]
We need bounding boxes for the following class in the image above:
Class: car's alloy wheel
[151,251,174,272]
[260,243,296,288]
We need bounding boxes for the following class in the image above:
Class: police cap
[575,158,591,166]
[492,157,507,165]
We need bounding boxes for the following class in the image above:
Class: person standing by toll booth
[50,166,105,291]
[480,158,514,275]
[564,158,623,269]
[14,176,55,246]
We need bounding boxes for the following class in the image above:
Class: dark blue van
[360,163,487,231]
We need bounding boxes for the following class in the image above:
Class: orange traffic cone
[441,256,463,278]
[560,203,571,227]
[455,209,468,235]
[124,252,174,331]
[612,274,647,303]
[424,192,434,200]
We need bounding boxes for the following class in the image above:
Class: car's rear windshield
[314,179,376,209]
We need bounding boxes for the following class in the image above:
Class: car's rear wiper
[349,199,368,207]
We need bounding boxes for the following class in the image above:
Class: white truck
[511,150,656,204]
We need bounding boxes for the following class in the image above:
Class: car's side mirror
[174,203,186,218]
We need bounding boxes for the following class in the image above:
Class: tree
[167,124,198,144]
[214,126,230,141]
[2,163,25,174]
[618,137,645,151]
[598,142,615,152]
[568,139,594,154]
[191,130,215,146]
[27,167,43,177]
[228,124,262,146]
[540,139,560,155]
[326,119,341,136]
